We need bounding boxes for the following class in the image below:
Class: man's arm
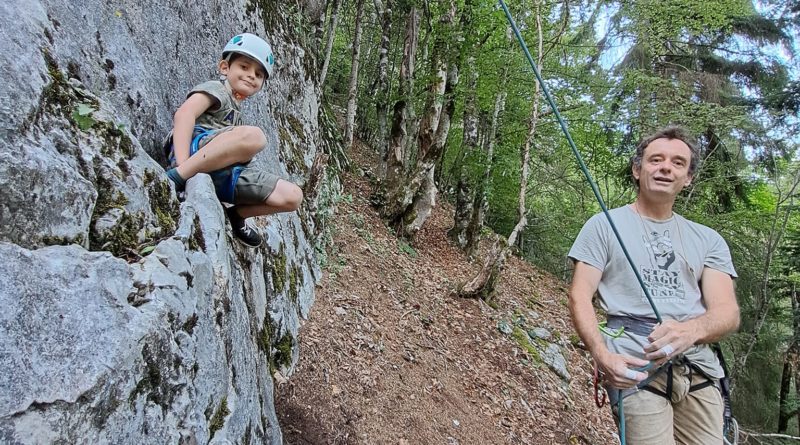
[645,267,739,361]
[569,261,648,389]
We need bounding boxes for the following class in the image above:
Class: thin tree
[465,81,506,257]
[778,281,800,432]
[459,3,543,299]
[345,0,366,148]
[373,0,393,170]
[319,0,343,88]
[449,54,480,249]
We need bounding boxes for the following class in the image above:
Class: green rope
[497,2,664,443]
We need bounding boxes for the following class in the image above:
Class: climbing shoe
[226,206,263,248]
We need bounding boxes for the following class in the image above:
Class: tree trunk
[319,0,343,88]
[779,353,794,433]
[403,167,437,234]
[374,0,393,173]
[383,6,419,195]
[416,31,448,161]
[345,0,366,148]
[464,83,506,256]
[459,4,543,300]
[449,57,479,249]
[382,2,459,238]
[400,61,459,237]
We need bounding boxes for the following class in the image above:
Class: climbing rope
[496,2,738,444]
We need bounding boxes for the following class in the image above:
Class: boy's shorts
[168,126,280,205]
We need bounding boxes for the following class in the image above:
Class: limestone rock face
[0,1,331,443]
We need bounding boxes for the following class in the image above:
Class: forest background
[311,0,800,436]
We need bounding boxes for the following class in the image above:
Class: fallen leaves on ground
[275,143,618,445]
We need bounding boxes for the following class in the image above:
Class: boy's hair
[630,125,700,187]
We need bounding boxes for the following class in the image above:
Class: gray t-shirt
[162,80,243,157]
[189,80,243,129]
[568,205,737,378]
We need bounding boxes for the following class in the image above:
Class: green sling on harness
[496,2,737,444]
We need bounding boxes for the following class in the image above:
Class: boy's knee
[268,180,303,212]
[285,184,303,211]
[238,126,267,156]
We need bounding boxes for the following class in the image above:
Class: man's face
[632,138,693,199]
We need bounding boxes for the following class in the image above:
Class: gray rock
[498,321,513,335]
[541,343,571,382]
[528,327,552,340]
[0,0,339,443]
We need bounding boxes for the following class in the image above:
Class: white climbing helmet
[222,33,275,79]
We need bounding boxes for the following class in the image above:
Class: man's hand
[644,267,739,364]
[595,349,650,390]
[643,319,699,364]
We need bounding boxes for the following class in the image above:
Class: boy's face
[220,55,266,98]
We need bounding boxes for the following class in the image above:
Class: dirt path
[275,146,617,444]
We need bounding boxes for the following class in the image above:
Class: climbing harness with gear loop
[167,125,245,203]
[497,2,738,444]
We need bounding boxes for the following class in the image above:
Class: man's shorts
[167,126,280,205]
[611,363,723,444]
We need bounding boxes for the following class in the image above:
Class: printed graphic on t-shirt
[640,229,685,302]
[224,110,235,124]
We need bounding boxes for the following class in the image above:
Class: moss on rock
[188,214,205,252]
[142,169,178,234]
[271,332,294,372]
[288,264,302,302]
[511,326,541,363]
[286,115,307,144]
[257,315,272,357]
[182,313,198,334]
[209,397,230,438]
[267,247,287,294]
[127,342,178,413]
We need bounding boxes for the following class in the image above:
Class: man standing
[568,126,740,444]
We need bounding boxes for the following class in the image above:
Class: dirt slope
[275,146,618,444]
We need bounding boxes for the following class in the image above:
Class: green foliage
[72,102,97,130]
[209,397,230,438]
[398,240,418,257]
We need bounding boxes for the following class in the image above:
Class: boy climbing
[164,33,303,247]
